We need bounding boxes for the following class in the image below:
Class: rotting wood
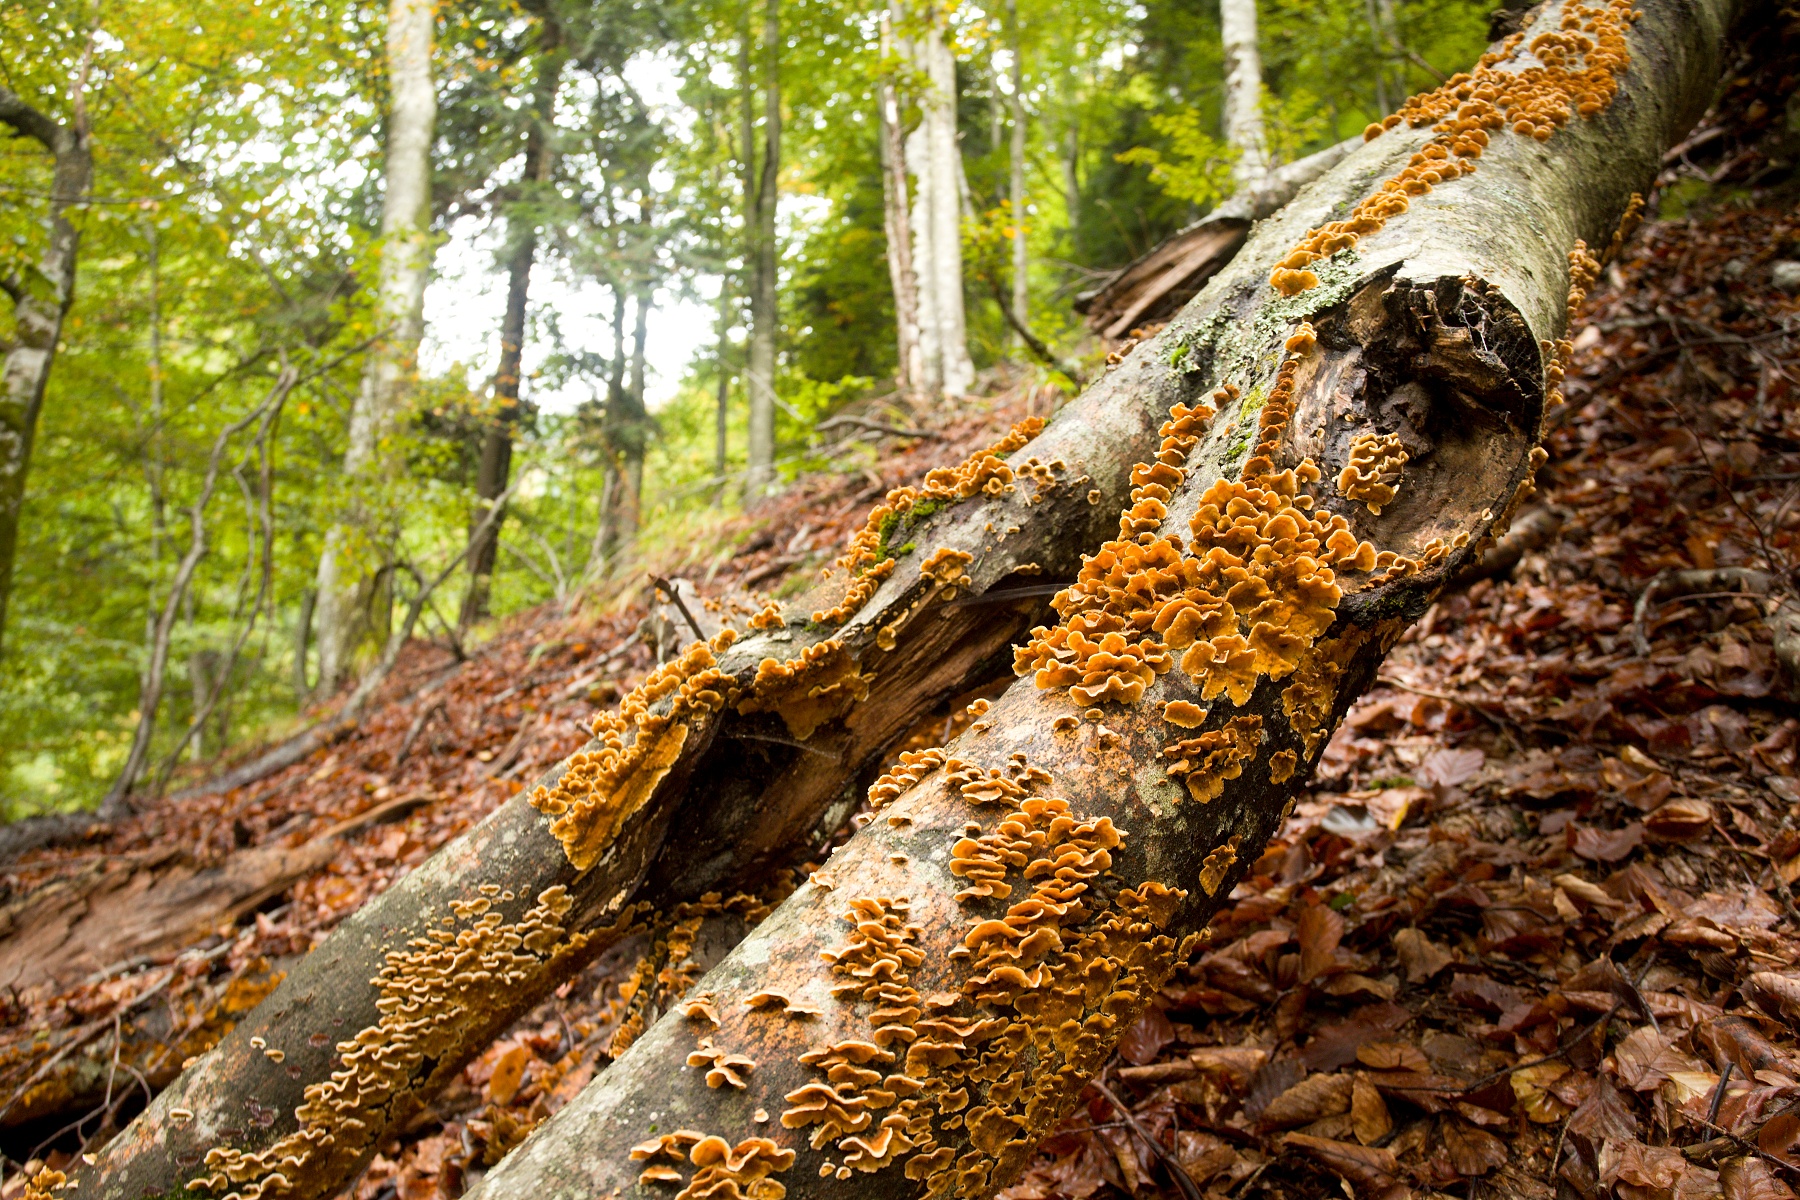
[452,6,1744,1200]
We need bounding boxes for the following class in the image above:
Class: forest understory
[3,102,1800,1200]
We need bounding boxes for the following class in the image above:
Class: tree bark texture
[878,14,924,400]
[1006,0,1028,339]
[462,44,562,628]
[457,5,1741,1200]
[72,5,1736,1198]
[745,0,782,495]
[1219,0,1270,192]
[312,0,438,693]
[0,83,91,656]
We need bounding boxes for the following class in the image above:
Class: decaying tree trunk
[70,4,1737,1200]
[456,5,1742,1200]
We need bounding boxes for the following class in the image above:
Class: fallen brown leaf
[1393,927,1453,983]
[1442,1116,1508,1176]
[1351,1075,1392,1145]
[1260,1071,1354,1129]
[1283,1132,1398,1189]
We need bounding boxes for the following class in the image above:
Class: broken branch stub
[462,4,1740,1200]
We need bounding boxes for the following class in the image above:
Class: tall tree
[460,20,566,629]
[878,7,923,399]
[0,59,94,655]
[310,0,438,694]
[903,3,975,398]
[743,0,781,495]
[1006,0,1029,337]
[1220,0,1269,191]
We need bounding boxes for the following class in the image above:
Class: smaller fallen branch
[1629,566,1800,687]
[813,414,939,441]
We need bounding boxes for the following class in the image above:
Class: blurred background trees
[0,0,1496,817]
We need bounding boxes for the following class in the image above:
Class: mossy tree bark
[456,5,1742,1200]
[73,4,1738,1199]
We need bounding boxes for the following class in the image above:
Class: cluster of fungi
[189,886,592,1200]
[755,756,1194,1199]
[1270,0,1640,297]
[531,630,741,869]
[811,419,1045,626]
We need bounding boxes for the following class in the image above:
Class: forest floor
[0,199,1797,1200]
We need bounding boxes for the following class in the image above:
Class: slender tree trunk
[714,285,732,505]
[592,286,631,570]
[1365,0,1393,115]
[1220,0,1270,191]
[922,18,974,396]
[1006,0,1029,340]
[0,62,94,657]
[744,0,781,495]
[878,11,923,399]
[461,41,562,628]
[71,5,1741,1198]
[313,0,437,692]
[1061,118,1080,260]
[617,282,652,546]
[906,117,943,394]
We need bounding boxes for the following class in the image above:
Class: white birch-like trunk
[312,0,436,693]
[922,23,974,396]
[878,12,924,398]
[1007,0,1028,334]
[1220,0,1270,192]
[905,122,943,395]
[744,0,781,495]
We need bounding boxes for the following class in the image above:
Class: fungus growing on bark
[1161,700,1206,729]
[1199,836,1243,897]
[1268,749,1299,784]
[1337,432,1409,514]
[823,419,1044,626]
[867,748,947,811]
[676,1136,797,1200]
[191,887,591,1200]
[780,1083,875,1148]
[532,630,740,869]
[683,994,722,1026]
[813,559,898,625]
[919,547,975,589]
[1162,716,1265,802]
[736,640,870,740]
[1281,0,1640,296]
[748,603,785,632]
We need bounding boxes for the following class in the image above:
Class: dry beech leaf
[1720,1155,1799,1200]
[1599,1138,1689,1192]
[1569,1073,1642,1142]
[1260,1072,1354,1129]
[1442,1117,1508,1176]
[1511,1062,1574,1124]
[1644,797,1714,840]
[487,1043,533,1107]
[1746,972,1800,1021]
[1393,927,1453,983]
[1613,1025,1702,1091]
[1282,1133,1397,1188]
[1356,1041,1429,1073]
[1297,903,1345,984]
[1570,821,1646,862]
[1172,1131,1238,1185]
[1116,1006,1175,1066]
[1350,1076,1391,1145]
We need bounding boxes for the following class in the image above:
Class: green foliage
[0,0,1508,819]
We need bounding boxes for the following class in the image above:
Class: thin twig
[1091,1076,1204,1200]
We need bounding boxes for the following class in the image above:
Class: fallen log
[69,156,1237,1200]
[447,5,1743,1200]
